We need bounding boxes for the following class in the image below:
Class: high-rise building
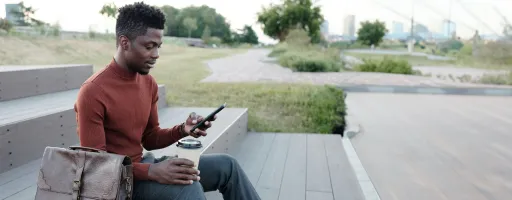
[321,20,329,38]
[343,15,355,37]
[392,21,404,34]
[5,4,23,25]
[442,19,456,37]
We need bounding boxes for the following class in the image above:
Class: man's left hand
[183,112,216,138]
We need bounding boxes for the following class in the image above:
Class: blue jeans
[133,153,261,200]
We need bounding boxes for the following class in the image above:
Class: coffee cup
[176,138,203,169]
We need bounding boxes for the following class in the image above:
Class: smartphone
[190,102,227,132]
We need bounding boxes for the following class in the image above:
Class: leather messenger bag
[35,146,134,200]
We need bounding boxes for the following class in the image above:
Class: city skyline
[1,0,511,43]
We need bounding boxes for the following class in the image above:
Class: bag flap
[37,146,132,199]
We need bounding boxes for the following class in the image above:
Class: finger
[173,173,200,181]
[211,115,217,121]
[195,130,207,137]
[196,116,204,124]
[190,132,200,138]
[174,166,200,175]
[188,112,197,124]
[170,179,194,185]
[169,158,194,167]
[205,121,212,128]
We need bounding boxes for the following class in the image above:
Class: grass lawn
[344,52,456,66]
[0,35,345,133]
[344,51,512,69]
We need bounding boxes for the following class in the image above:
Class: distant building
[392,21,403,34]
[343,15,355,37]
[321,20,329,38]
[441,19,456,37]
[5,4,23,25]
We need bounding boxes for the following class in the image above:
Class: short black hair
[116,2,166,44]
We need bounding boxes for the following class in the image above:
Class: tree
[257,0,323,43]
[183,17,198,38]
[356,20,388,46]
[100,2,118,18]
[160,5,233,42]
[201,25,211,41]
[240,25,259,44]
[0,18,13,32]
[503,24,512,40]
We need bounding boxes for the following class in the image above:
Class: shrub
[477,41,512,65]
[355,57,414,74]
[0,18,12,32]
[438,39,464,53]
[478,72,512,85]
[268,43,288,57]
[205,36,222,46]
[285,28,311,47]
[270,28,344,72]
[278,49,342,72]
[305,85,346,134]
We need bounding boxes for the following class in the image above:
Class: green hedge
[355,57,414,75]
[277,50,342,72]
[304,85,346,134]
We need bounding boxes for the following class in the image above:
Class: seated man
[74,2,261,200]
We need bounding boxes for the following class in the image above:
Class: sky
[1,0,511,43]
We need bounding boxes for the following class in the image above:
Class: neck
[111,52,138,80]
[113,53,131,72]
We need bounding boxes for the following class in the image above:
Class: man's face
[121,28,163,75]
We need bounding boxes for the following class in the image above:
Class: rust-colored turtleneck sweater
[74,59,184,181]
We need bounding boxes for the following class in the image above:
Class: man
[74,2,261,199]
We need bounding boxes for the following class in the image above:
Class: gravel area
[202,49,512,88]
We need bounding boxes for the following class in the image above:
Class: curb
[343,120,381,200]
[338,84,512,96]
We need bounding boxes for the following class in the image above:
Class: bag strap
[69,146,106,153]
[72,151,86,200]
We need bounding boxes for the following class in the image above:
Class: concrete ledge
[338,84,512,96]
[157,84,168,109]
[0,64,93,101]
[0,109,77,174]
[146,107,249,158]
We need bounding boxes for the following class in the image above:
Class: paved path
[203,49,512,88]
[346,93,512,200]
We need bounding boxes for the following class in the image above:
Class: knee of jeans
[175,181,205,199]
[218,153,238,165]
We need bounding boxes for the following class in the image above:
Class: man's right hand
[147,158,200,185]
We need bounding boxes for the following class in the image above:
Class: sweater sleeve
[75,81,153,181]
[75,82,108,151]
[141,80,185,151]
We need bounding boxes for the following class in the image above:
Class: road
[346,93,512,200]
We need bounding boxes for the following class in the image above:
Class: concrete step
[0,106,248,200]
[0,64,93,101]
[0,85,167,173]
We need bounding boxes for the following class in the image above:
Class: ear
[118,35,131,50]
